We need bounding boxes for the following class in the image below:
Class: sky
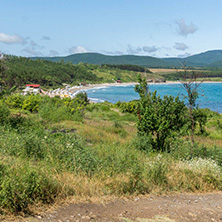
[1,0,222,58]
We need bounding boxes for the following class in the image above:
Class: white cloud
[101,50,124,55]
[68,46,89,54]
[174,42,189,51]
[175,19,198,36]
[0,33,25,44]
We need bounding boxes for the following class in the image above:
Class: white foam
[88,97,105,103]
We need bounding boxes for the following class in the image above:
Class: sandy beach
[69,82,138,94]
[68,81,185,94]
[44,80,222,99]
[70,80,222,94]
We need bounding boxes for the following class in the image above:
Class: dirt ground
[19,192,222,222]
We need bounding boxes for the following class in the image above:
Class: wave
[88,97,105,103]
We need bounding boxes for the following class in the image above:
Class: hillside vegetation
[1,54,222,95]
[32,50,222,68]
[32,53,169,68]
[0,79,222,217]
[0,55,159,90]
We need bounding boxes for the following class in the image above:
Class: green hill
[32,50,222,68]
[32,53,169,68]
[163,50,222,67]
[1,55,158,89]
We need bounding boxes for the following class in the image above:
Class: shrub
[75,91,89,104]
[0,162,60,213]
[0,100,10,125]
[48,133,98,174]
[144,154,169,186]
[131,134,153,153]
[135,76,186,151]
[115,100,138,114]
[39,103,72,122]
[22,94,41,112]
[5,94,25,109]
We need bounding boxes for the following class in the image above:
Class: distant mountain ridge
[32,50,222,68]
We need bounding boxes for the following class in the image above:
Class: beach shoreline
[44,80,222,101]
[69,80,222,94]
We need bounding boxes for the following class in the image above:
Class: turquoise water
[86,83,222,113]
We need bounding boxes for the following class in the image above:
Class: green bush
[115,100,138,114]
[0,162,60,212]
[135,76,186,151]
[131,134,153,153]
[48,133,98,174]
[39,103,72,122]
[147,154,168,186]
[5,94,25,109]
[75,91,89,104]
[21,132,45,159]
[170,139,222,166]
[0,100,10,125]
[22,94,41,112]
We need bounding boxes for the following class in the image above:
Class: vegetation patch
[0,70,222,217]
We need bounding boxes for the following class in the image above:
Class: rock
[90,214,97,219]
[82,216,90,220]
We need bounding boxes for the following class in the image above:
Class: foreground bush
[0,101,10,124]
[0,160,60,213]
[0,94,222,216]
[135,76,186,151]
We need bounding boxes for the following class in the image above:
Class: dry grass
[55,119,137,145]
[54,172,106,199]
[195,136,222,148]
[149,68,179,74]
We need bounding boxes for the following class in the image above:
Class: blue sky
[1,0,222,58]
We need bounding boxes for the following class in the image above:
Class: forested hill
[32,50,222,68]
[163,50,222,67]
[0,56,101,88]
[0,55,151,89]
[32,53,169,68]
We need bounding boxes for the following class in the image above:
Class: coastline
[69,82,138,94]
[44,80,222,103]
[69,80,222,95]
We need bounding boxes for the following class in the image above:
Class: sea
[86,83,222,113]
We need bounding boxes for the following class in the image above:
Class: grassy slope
[90,66,160,83]
[0,97,222,217]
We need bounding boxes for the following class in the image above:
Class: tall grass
[0,97,222,215]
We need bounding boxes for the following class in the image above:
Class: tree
[179,67,205,153]
[135,75,186,151]
[0,55,8,97]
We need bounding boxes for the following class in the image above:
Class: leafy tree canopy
[135,75,186,151]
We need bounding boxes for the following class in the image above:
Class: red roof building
[25,84,40,88]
